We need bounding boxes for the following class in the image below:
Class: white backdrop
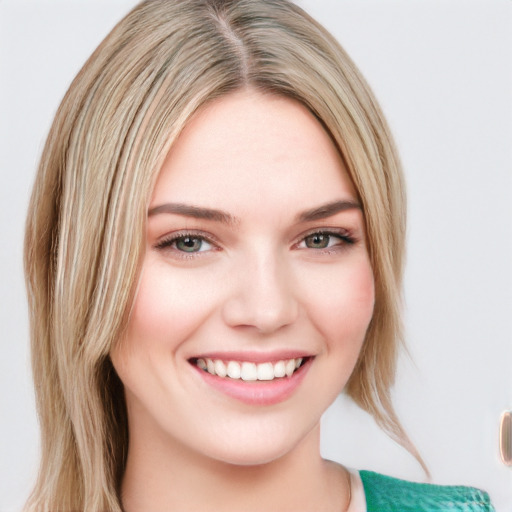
[1,0,510,510]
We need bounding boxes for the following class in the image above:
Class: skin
[110,89,375,511]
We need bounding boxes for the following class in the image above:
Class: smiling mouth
[190,357,308,382]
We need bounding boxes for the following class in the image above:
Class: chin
[212,443,290,466]
[192,419,317,468]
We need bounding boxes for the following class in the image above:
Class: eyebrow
[295,199,361,223]
[148,203,236,225]
[148,199,361,224]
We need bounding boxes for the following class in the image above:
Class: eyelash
[294,229,356,253]
[153,231,219,259]
[153,228,356,259]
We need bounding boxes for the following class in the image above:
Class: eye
[154,232,215,254]
[296,230,355,250]
[303,233,336,249]
[174,236,212,253]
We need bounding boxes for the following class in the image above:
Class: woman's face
[111,89,374,465]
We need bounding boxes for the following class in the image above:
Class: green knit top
[360,471,495,512]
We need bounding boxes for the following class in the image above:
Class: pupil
[308,234,328,248]
[178,237,200,252]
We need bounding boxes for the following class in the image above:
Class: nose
[221,249,299,334]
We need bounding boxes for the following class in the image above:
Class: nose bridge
[222,242,298,333]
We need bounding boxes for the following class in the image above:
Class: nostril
[220,262,299,333]
[222,299,298,334]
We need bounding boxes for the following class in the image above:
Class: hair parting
[24,1,424,510]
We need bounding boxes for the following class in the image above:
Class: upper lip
[189,350,313,364]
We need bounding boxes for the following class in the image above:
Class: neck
[120,422,350,512]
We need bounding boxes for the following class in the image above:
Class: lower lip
[191,358,312,406]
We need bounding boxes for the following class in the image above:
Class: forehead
[151,89,357,213]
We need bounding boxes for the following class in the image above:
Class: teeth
[274,361,286,378]
[285,359,295,377]
[195,357,305,381]
[214,360,227,378]
[241,362,257,381]
[257,362,274,381]
[226,360,241,379]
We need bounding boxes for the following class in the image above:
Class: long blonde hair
[24,0,422,510]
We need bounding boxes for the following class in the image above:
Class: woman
[23,0,495,510]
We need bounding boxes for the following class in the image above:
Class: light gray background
[1,0,511,510]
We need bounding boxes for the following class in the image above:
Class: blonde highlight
[25,1,424,510]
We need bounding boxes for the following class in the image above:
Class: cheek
[302,260,375,347]
[125,261,221,351]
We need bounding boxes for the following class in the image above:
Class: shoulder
[359,470,495,512]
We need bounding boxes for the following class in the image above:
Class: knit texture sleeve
[359,470,495,512]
